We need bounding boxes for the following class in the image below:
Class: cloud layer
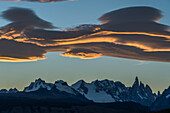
[0,7,170,62]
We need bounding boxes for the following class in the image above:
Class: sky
[0,0,170,93]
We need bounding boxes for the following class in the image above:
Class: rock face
[150,86,170,111]
[23,78,77,95]
[129,77,157,106]
[0,77,158,107]
[72,77,157,106]
[22,78,91,103]
[1,77,170,111]
[24,78,53,92]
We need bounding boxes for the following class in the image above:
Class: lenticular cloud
[0,6,170,62]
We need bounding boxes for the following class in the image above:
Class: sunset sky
[0,0,170,93]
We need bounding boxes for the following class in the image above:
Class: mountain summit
[24,78,77,95]
[72,77,157,106]
[0,77,163,107]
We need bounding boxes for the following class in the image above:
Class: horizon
[0,75,167,94]
[0,0,170,97]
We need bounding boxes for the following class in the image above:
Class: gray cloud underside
[45,42,170,62]
[0,7,170,62]
[0,39,46,62]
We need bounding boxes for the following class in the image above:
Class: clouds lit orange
[0,7,170,62]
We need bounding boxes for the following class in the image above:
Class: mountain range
[0,77,169,112]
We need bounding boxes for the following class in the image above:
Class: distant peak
[55,80,68,86]
[140,81,144,85]
[132,76,139,88]
[76,80,86,85]
[168,86,170,90]
[93,79,99,83]
[24,78,53,92]
[33,78,46,85]
[158,91,161,96]
[135,76,139,82]
[71,80,86,89]
[9,88,18,93]
[92,79,113,84]
[0,88,18,93]
[55,80,65,83]
[79,80,85,83]
[140,81,145,89]
[146,84,151,88]
[101,79,111,82]
[35,78,44,82]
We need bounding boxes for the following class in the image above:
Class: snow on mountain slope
[166,94,170,99]
[24,78,53,92]
[72,77,157,106]
[71,79,126,103]
[24,78,76,95]
[0,77,159,107]
[54,80,76,95]
[75,80,115,103]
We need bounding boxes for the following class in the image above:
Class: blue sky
[0,0,170,93]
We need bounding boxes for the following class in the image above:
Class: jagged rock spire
[158,91,161,96]
[132,76,139,88]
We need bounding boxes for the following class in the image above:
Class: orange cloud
[60,48,103,59]
[0,56,46,62]
[0,7,170,62]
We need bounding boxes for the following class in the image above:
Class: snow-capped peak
[24,78,53,92]
[71,79,124,103]
[0,77,160,107]
[23,78,76,95]
[72,77,157,106]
